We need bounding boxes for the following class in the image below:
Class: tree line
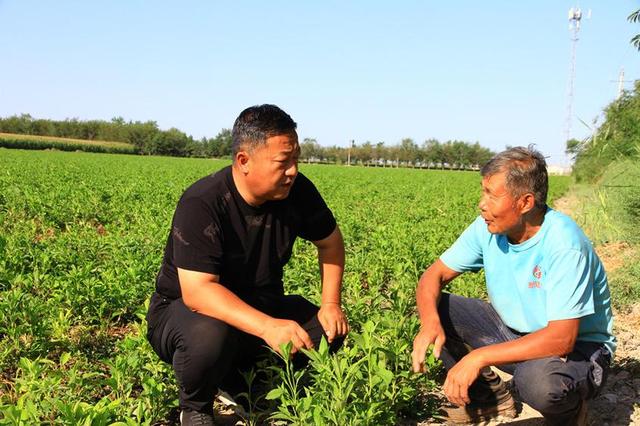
[0,114,232,157]
[0,113,494,168]
[300,138,494,169]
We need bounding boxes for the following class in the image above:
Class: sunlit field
[0,149,570,424]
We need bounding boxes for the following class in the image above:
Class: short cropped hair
[481,145,548,210]
[231,104,297,157]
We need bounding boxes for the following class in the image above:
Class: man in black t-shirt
[146,104,348,426]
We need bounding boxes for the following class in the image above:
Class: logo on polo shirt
[533,265,542,279]
[529,265,542,288]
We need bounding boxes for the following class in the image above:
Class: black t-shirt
[155,166,337,301]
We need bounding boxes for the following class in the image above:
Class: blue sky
[1,1,639,165]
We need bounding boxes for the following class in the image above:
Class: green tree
[572,80,640,181]
[357,141,374,165]
[300,137,322,162]
[207,128,233,157]
[629,9,640,50]
[128,121,160,154]
[398,138,418,163]
[151,128,190,156]
[565,138,583,160]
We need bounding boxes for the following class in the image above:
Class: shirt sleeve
[439,216,485,272]
[291,173,337,241]
[171,196,223,275]
[545,249,595,321]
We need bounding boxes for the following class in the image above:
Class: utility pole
[608,67,631,102]
[611,67,632,100]
[347,140,354,166]
[617,67,625,99]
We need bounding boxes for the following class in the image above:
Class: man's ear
[236,150,250,174]
[519,193,536,214]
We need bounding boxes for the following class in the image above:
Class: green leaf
[318,335,329,355]
[60,352,71,367]
[265,387,283,400]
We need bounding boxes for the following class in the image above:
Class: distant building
[547,164,572,176]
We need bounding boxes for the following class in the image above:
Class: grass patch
[562,160,640,309]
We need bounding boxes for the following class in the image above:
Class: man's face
[244,132,300,203]
[478,171,524,236]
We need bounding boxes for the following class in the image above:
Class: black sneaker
[180,409,215,426]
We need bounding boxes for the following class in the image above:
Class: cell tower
[564,7,590,143]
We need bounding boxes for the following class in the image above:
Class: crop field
[0,133,135,154]
[0,149,570,425]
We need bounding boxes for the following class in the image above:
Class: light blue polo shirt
[440,208,616,354]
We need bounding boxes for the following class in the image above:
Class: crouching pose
[412,146,615,425]
[146,105,348,425]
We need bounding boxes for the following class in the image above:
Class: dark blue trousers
[438,293,611,425]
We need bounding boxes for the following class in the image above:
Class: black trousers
[146,291,342,413]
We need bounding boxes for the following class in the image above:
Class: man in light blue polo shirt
[411,146,614,425]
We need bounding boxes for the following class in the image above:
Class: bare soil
[597,242,637,275]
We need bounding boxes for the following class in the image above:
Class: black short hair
[481,145,549,210]
[231,104,297,157]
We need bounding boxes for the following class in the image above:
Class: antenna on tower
[564,7,590,143]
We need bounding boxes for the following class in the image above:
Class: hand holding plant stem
[261,317,313,356]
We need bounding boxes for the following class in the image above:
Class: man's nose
[478,196,486,211]
[285,161,298,177]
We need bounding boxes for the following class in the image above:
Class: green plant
[0,149,570,423]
